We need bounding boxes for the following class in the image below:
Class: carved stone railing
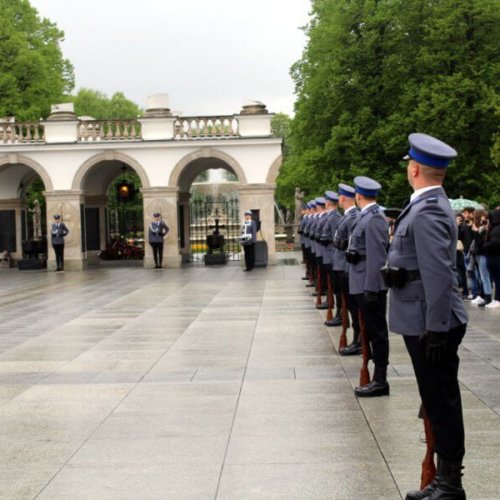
[174,116,239,140]
[79,120,142,142]
[0,122,45,144]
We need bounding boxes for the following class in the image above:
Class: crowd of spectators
[456,206,500,308]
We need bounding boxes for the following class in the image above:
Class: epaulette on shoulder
[426,197,438,203]
[372,207,379,213]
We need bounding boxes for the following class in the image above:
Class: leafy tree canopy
[0,0,74,121]
[278,0,500,209]
[70,88,142,120]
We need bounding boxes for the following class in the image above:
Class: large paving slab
[0,257,498,499]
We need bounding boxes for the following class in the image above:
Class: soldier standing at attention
[321,191,342,320]
[148,212,169,269]
[333,183,361,352]
[386,134,468,500]
[346,176,390,397]
[241,210,257,271]
[50,214,69,272]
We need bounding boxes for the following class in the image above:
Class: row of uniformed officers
[298,133,468,500]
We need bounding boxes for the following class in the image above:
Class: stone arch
[0,153,54,192]
[265,154,283,185]
[169,147,248,189]
[72,150,150,191]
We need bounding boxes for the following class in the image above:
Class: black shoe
[340,342,362,355]
[325,315,342,327]
[405,479,439,500]
[355,380,390,397]
[301,276,309,280]
[305,283,316,287]
[316,301,329,310]
[425,458,466,500]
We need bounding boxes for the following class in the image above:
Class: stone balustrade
[0,115,252,145]
[174,116,239,139]
[79,120,142,142]
[0,122,45,144]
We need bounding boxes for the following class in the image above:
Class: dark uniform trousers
[244,243,255,270]
[150,242,164,267]
[356,291,389,367]
[53,244,64,270]
[338,272,360,335]
[404,323,466,461]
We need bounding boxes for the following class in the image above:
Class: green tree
[0,0,74,121]
[71,88,141,120]
[279,0,500,209]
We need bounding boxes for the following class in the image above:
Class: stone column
[238,184,277,265]
[141,187,181,268]
[0,199,23,261]
[44,190,84,271]
[178,192,191,259]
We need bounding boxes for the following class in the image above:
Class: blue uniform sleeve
[364,214,388,292]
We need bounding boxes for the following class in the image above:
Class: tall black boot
[426,458,465,500]
[405,456,440,500]
[355,365,390,397]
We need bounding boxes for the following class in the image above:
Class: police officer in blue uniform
[303,201,317,288]
[148,212,169,269]
[50,214,69,272]
[333,183,361,352]
[386,134,468,500]
[321,191,342,320]
[312,197,329,299]
[241,210,257,271]
[347,176,390,397]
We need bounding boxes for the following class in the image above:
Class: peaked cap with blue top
[338,183,356,198]
[315,197,326,206]
[325,191,339,202]
[354,176,382,198]
[404,133,457,169]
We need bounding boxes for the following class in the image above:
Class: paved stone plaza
[0,257,499,499]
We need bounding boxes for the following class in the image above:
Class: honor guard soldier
[50,214,69,272]
[312,197,328,299]
[303,201,317,287]
[240,210,257,271]
[298,204,308,275]
[347,176,390,397]
[333,184,361,351]
[385,134,468,500]
[321,191,342,319]
[148,212,169,269]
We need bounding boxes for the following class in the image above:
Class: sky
[29,0,311,116]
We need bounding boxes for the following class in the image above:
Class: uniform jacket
[333,207,359,272]
[241,220,257,245]
[50,222,69,245]
[388,186,468,336]
[148,221,169,243]
[321,209,341,265]
[348,204,388,295]
[314,212,329,260]
[303,214,313,249]
[309,214,320,255]
[299,216,307,245]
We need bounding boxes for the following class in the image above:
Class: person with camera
[386,133,468,500]
[469,209,492,306]
[50,214,69,272]
[347,176,389,397]
[148,212,169,269]
[240,210,257,271]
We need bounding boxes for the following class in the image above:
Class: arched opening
[176,157,242,265]
[0,161,48,267]
[78,159,145,265]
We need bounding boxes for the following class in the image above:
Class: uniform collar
[410,185,441,203]
[344,205,357,215]
[361,202,377,213]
